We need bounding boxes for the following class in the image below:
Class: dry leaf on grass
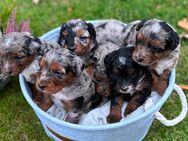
[179,84,188,90]
[178,18,188,32]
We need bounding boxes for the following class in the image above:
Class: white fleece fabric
[46,92,161,126]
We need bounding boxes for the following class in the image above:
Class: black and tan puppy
[123,19,180,95]
[35,48,100,124]
[104,47,152,123]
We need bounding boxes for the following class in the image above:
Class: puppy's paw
[65,115,79,124]
[107,114,122,124]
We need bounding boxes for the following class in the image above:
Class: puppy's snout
[3,66,13,75]
[68,45,76,50]
[135,55,143,62]
[120,87,128,92]
[38,84,46,90]
[5,70,13,75]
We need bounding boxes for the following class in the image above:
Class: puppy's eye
[53,70,65,79]
[54,71,64,76]
[14,56,26,60]
[80,36,89,40]
[80,36,89,43]
[118,64,125,70]
[151,46,164,53]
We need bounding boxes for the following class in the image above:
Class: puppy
[104,47,152,123]
[0,32,60,83]
[58,19,97,67]
[90,20,127,96]
[58,19,127,96]
[123,19,180,95]
[35,48,100,124]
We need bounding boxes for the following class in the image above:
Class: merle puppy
[0,32,60,83]
[58,19,97,67]
[35,48,101,124]
[122,19,180,95]
[58,19,127,96]
[104,47,152,123]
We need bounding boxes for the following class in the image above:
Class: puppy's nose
[38,84,46,90]
[5,70,13,75]
[135,56,143,62]
[120,87,128,92]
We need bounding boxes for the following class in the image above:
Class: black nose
[135,56,143,62]
[120,87,128,92]
[5,70,13,75]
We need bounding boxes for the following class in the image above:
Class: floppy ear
[136,19,148,31]
[87,23,96,39]
[104,51,117,70]
[167,31,180,50]
[166,31,180,50]
[23,34,41,55]
[58,23,68,46]
[159,22,180,50]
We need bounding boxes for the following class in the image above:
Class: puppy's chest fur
[51,71,95,109]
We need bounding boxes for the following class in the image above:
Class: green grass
[0,0,188,140]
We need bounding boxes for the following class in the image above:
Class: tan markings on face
[50,62,66,74]
[150,39,162,48]
[35,77,63,94]
[2,51,35,75]
[36,62,77,94]
[133,33,172,66]
[74,29,92,56]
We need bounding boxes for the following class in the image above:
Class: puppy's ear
[87,23,96,38]
[160,22,180,50]
[58,23,68,46]
[136,19,148,31]
[104,51,117,70]
[24,35,41,55]
[167,31,180,50]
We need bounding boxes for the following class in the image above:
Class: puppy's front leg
[36,93,53,112]
[64,96,84,124]
[107,93,123,123]
[65,110,82,124]
[124,89,151,116]
[151,69,171,96]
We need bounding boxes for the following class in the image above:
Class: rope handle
[154,84,188,126]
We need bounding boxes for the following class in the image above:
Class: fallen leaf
[179,84,188,90]
[178,18,188,32]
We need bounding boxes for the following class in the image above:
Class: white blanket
[47,92,161,125]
